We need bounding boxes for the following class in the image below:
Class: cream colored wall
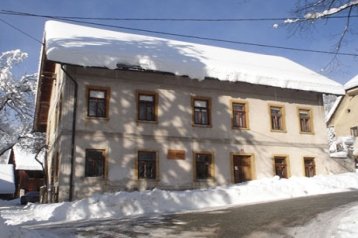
[329,93,358,137]
[51,66,350,201]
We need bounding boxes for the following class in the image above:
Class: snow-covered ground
[2,173,358,237]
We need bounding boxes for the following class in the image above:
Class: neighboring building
[327,75,358,161]
[11,145,45,196]
[34,20,351,202]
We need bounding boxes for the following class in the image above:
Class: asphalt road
[28,190,358,238]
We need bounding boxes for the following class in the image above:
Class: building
[327,75,358,160]
[0,146,44,199]
[34,21,351,202]
[11,145,45,197]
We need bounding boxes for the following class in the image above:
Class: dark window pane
[233,103,246,128]
[195,154,212,179]
[271,107,282,130]
[193,99,209,125]
[88,89,107,118]
[138,94,156,121]
[138,151,156,179]
[85,149,105,177]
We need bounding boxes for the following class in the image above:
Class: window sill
[299,131,315,135]
[137,120,158,124]
[85,116,110,121]
[192,124,212,128]
[232,127,250,131]
[270,129,287,133]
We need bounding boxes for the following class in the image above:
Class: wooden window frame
[84,149,107,178]
[135,150,159,181]
[136,90,158,123]
[298,107,314,134]
[303,157,316,177]
[273,155,290,179]
[193,152,215,181]
[86,86,110,119]
[231,100,250,130]
[192,96,212,127]
[230,152,256,183]
[269,104,286,132]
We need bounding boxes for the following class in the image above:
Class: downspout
[60,64,77,201]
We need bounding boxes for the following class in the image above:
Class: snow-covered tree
[287,1,358,52]
[0,49,44,156]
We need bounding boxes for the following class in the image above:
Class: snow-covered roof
[344,75,358,91]
[44,20,345,95]
[0,164,15,194]
[326,96,343,123]
[0,150,11,164]
[13,145,44,171]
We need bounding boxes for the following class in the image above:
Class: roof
[13,145,44,171]
[344,74,358,91]
[0,164,15,194]
[0,150,11,164]
[43,20,344,95]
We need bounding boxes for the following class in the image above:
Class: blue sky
[1,0,357,84]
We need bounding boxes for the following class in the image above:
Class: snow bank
[3,173,358,226]
[44,20,344,95]
[13,144,44,171]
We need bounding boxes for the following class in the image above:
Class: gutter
[60,64,78,201]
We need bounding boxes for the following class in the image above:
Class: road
[26,190,358,237]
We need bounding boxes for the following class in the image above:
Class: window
[304,157,315,177]
[232,102,248,129]
[299,108,313,133]
[351,127,358,137]
[85,149,105,177]
[274,156,288,179]
[87,87,109,118]
[194,153,214,180]
[137,92,157,122]
[193,97,211,126]
[270,105,285,131]
[138,151,157,179]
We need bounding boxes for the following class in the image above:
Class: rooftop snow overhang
[42,20,345,96]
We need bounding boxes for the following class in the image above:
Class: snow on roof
[344,74,358,91]
[0,164,15,194]
[13,145,44,171]
[326,96,342,123]
[0,150,11,164]
[44,20,345,95]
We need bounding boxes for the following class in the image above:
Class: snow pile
[329,136,356,158]
[44,21,344,95]
[3,173,358,226]
[13,144,44,171]
[0,216,54,238]
[344,74,358,91]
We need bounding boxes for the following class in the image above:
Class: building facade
[35,21,351,202]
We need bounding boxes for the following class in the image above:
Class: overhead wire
[0,9,357,56]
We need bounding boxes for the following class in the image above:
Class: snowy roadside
[2,172,358,237]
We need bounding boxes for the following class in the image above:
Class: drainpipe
[60,64,77,201]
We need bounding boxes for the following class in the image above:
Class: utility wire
[1,10,357,56]
[0,17,43,44]
[39,16,358,56]
[1,9,357,21]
